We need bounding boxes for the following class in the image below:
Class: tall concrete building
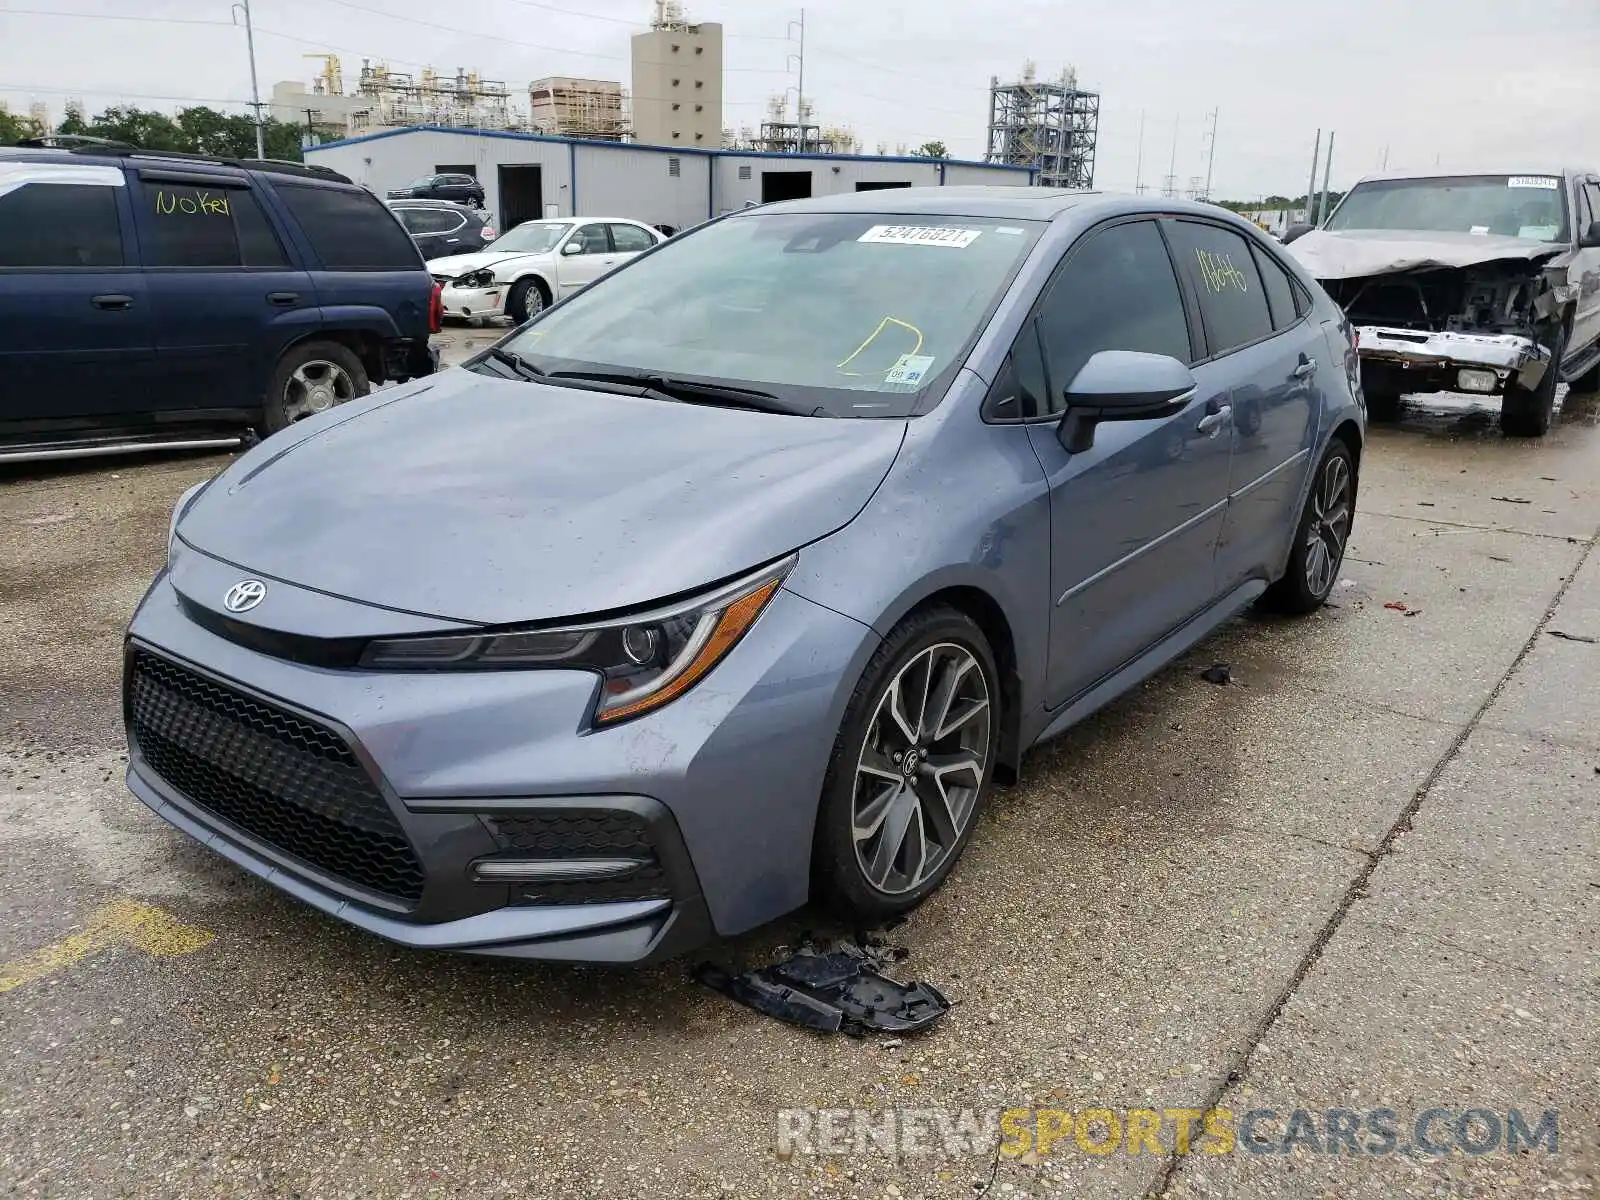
[630,1,723,149]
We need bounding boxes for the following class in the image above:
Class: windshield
[484,221,573,255]
[498,212,1043,416]
[1326,175,1569,242]
[407,176,435,189]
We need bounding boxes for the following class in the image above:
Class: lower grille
[128,648,425,904]
[488,812,670,906]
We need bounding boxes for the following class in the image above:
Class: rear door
[1164,219,1321,592]
[605,221,660,269]
[0,163,153,425]
[130,169,318,414]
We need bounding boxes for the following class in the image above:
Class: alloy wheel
[1304,453,1352,596]
[851,643,991,896]
[282,360,356,422]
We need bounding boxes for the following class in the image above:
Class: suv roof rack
[25,142,353,184]
[16,133,134,150]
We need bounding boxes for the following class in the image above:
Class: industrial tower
[985,62,1099,189]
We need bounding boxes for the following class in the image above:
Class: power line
[0,7,232,26]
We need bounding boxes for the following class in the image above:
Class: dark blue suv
[0,142,440,463]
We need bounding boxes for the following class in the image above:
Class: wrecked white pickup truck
[1284,170,1600,436]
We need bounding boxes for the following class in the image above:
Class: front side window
[1325,175,1570,242]
[1167,221,1274,356]
[1033,220,1192,406]
[138,182,288,268]
[0,181,123,268]
[274,183,420,270]
[498,212,1044,417]
[484,221,571,254]
[565,225,611,255]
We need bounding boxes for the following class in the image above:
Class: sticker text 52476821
[859,225,982,249]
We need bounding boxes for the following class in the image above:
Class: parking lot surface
[2,354,1597,1198]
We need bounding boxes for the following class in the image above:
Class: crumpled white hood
[425,249,552,278]
[1286,228,1565,280]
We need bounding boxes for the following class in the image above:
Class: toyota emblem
[223,579,267,613]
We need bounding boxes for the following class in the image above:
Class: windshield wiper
[547,369,813,416]
[483,346,544,381]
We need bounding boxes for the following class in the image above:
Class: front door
[131,174,317,413]
[1022,218,1235,709]
[0,170,154,426]
[1569,179,1600,367]
[554,222,618,296]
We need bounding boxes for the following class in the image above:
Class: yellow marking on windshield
[836,316,925,376]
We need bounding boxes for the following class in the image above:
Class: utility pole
[1202,107,1219,201]
[1164,114,1179,198]
[302,108,318,146]
[232,0,265,159]
[1318,130,1335,224]
[1305,128,1321,224]
[787,9,807,154]
[1133,108,1145,193]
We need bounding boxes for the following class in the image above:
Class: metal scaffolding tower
[985,62,1099,189]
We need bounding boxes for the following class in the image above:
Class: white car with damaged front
[429,217,666,324]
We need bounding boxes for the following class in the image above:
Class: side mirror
[1281,222,1315,245]
[1057,350,1197,453]
[1581,220,1600,248]
[561,241,583,255]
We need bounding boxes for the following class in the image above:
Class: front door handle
[1197,404,1232,437]
[267,292,300,307]
[1294,355,1318,379]
[91,294,132,310]
[445,237,460,243]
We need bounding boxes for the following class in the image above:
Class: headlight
[167,480,210,563]
[459,269,496,288]
[360,555,795,725]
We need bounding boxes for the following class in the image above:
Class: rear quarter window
[274,183,422,270]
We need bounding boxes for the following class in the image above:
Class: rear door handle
[267,292,300,307]
[1197,404,1232,436]
[1294,356,1318,379]
[445,237,460,243]
[91,294,132,310]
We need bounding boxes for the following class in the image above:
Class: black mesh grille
[488,812,670,905]
[128,649,425,904]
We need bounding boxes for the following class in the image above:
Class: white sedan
[428,218,667,323]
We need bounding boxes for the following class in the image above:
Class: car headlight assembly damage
[457,269,497,288]
[361,555,796,725]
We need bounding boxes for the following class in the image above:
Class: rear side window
[139,182,288,268]
[608,223,657,252]
[275,183,420,269]
[406,208,464,234]
[1168,221,1274,355]
[0,182,123,267]
[1250,242,1303,331]
[1033,219,1193,408]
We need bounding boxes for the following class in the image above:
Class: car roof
[387,198,480,212]
[1350,167,1584,185]
[741,185,1267,226]
[0,144,351,185]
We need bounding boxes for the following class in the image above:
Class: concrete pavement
[1,375,1596,1199]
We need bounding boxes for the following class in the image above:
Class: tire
[260,340,369,436]
[1501,324,1566,438]
[1569,354,1600,395]
[506,277,548,324]
[812,607,1001,922]
[1365,387,1402,422]
[1260,439,1356,615]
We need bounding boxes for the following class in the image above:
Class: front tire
[260,340,368,436]
[813,608,1000,921]
[1501,324,1566,438]
[1260,439,1356,615]
[506,277,548,324]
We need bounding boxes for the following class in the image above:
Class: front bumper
[438,283,506,319]
[122,559,877,963]
[1357,326,1551,395]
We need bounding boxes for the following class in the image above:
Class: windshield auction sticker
[1507,176,1560,189]
[859,225,982,248]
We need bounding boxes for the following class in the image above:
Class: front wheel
[813,608,1000,921]
[260,340,369,436]
[506,278,548,324]
[1260,439,1356,615]
[1501,325,1566,438]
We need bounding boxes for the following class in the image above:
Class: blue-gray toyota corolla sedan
[125,188,1364,964]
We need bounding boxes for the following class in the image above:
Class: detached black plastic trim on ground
[692,950,951,1037]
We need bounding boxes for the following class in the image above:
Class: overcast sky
[2,0,1596,198]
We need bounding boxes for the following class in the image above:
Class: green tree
[55,109,90,137]
[176,106,260,157]
[78,105,185,150]
[0,109,44,144]
[911,140,948,159]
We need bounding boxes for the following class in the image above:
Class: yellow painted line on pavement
[0,898,214,995]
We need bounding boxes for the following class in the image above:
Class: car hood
[1286,228,1565,280]
[175,369,907,626]
[426,250,552,278]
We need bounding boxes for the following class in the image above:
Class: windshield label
[884,354,936,386]
[1508,176,1560,190]
[859,225,982,249]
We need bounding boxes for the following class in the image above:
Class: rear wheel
[1568,355,1600,395]
[813,608,1000,921]
[1501,324,1566,438]
[260,340,368,435]
[1260,439,1356,615]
